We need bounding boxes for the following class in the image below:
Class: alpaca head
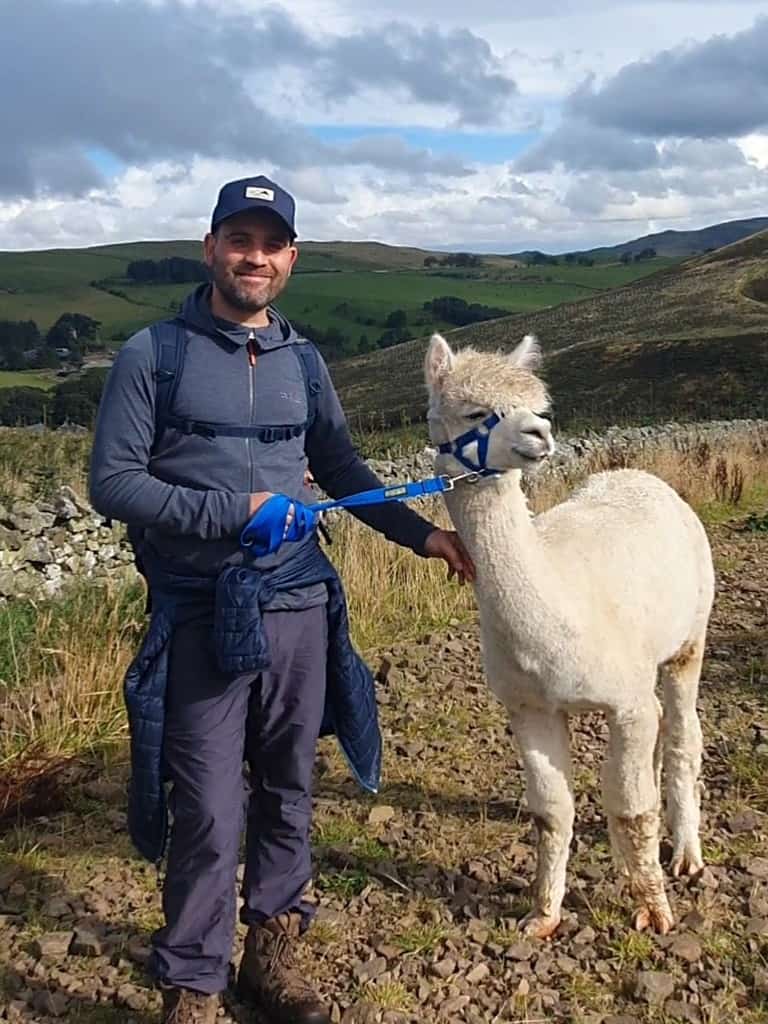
[424,333,554,475]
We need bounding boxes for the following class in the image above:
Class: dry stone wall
[1,419,764,601]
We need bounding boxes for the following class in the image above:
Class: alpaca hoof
[670,846,704,879]
[633,905,674,935]
[520,912,560,940]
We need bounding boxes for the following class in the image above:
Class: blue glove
[240,495,319,557]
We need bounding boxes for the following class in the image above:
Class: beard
[211,259,285,314]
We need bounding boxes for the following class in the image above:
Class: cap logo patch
[245,186,275,201]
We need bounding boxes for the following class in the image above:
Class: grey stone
[664,1000,702,1023]
[440,994,471,1014]
[341,1004,378,1024]
[32,931,74,959]
[726,809,763,834]
[0,525,23,549]
[430,957,456,979]
[353,956,388,983]
[41,896,71,919]
[71,927,102,957]
[32,989,69,1016]
[668,934,702,962]
[746,857,768,879]
[504,941,534,961]
[465,963,490,984]
[634,971,675,1005]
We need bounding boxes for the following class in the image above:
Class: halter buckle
[441,471,483,491]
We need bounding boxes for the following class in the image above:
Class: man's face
[203,210,298,315]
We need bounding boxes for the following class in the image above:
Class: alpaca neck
[445,472,572,637]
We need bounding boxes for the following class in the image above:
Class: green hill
[0,238,675,350]
[580,216,768,260]
[331,229,768,430]
[505,217,768,263]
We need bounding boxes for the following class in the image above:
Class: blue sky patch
[86,147,127,179]
[309,124,540,164]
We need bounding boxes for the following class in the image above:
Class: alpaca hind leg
[609,695,663,879]
[508,708,574,939]
[602,700,673,934]
[660,639,705,877]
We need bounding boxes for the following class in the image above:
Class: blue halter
[437,412,504,475]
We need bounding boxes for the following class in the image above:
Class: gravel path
[1,522,766,1023]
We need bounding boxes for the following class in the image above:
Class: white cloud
[1,1,767,252]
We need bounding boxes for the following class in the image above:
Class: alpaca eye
[466,410,486,421]
[537,411,552,421]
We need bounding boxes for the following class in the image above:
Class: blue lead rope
[240,476,457,555]
[307,475,450,513]
[240,409,507,557]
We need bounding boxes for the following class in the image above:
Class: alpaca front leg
[508,708,574,939]
[661,640,705,878]
[603,702,673,935]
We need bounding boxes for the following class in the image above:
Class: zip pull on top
[247,331,257,367]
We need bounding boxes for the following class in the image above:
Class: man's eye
[466,411,486,421]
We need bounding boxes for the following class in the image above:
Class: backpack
[127,317,323,585]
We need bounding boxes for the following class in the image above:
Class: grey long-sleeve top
[89,285,436,609]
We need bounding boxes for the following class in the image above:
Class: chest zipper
[247,333,257,492]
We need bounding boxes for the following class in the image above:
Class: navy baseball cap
[210,176,296,238]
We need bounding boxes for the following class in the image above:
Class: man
[90,176,473,1024]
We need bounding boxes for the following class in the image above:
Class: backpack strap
[150,318,187,455]
[295,340,322,431]
[148,324,323,447]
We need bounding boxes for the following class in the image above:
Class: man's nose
[242,246,268,264]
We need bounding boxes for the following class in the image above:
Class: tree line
[423,253,483,268]
[0,314,101,370]
[293,294,508,362]
[0,367,109,427]
[126,257,209,284]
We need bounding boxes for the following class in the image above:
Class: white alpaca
[425,333,714,937]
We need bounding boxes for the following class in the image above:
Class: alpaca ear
[509,333,542,371]
[425,333,455,392]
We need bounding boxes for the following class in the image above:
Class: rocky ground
[0,519,766,1024]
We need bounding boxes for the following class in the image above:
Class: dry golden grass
[528,424,768,520]
[327,498,475,651]
[0,429,91,503]
[0,424,766,797]
[0,582,145,766]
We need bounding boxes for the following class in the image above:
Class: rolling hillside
[0,238,674,346]
[331,229,768,429]
[578,216,768,261]
[0,240,436,340]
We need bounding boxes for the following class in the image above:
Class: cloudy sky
[1,0,767,252]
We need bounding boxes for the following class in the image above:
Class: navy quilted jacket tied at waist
[124,539,382,863]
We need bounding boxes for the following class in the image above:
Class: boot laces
[269,930,295,972]
[165,990,213,1023]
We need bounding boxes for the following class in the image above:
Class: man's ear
[425,333,455,393]
[202,232,215,268]
[286,243,298,274]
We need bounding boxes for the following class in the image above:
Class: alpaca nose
[522,424,550,443]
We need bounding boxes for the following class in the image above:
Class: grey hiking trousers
[149,605,328,994]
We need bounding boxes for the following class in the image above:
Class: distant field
[0,370,54,390]
[103,260,677,340]
[331,230,768,429]
[0,237,679,343]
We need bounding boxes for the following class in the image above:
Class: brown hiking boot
[161,985,219,1024]
[237,913,329,1023]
